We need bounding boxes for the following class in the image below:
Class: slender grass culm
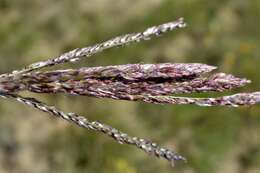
[0,18,259,166]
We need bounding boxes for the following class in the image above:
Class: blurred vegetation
[0,0,260,173]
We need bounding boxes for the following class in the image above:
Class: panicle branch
[0,63,216,93]
[135,92,260,107]
[0,18,186,80]
[22,72,249,96]
[0,92,186,166]
[20,63,215,82]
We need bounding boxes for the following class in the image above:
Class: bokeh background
[0,0,260,173]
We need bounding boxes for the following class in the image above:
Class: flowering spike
[0,93,186,164]
[14,73,250,97]
[0,63,217,93]
[23,63,215,81]
[135,92,260,107]
[0,18,186,79]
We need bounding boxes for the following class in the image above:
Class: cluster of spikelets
[0,18,259,166]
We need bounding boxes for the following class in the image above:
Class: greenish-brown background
[0,0,260,173]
